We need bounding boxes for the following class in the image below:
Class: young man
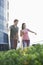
[10,19,19,49]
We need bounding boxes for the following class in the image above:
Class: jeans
[22,40,30,48]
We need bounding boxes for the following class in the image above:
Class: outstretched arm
[27,29,37,35]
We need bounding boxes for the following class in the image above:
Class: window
[3,33,8,44]
[7,1,9,9]
[0,1,1,6]
[0,15,4,21]
[0,20,3,25]
[0,37,3,43]
[0,24,4,30]
[0,31,3,37]
[0,32,8,44]
[0,15,6,21]
[0,7,4,16]
[0,31,3,44]
[0,0,4,8]
[7,12,9,21]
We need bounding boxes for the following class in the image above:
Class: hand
[34,32,37,35]
[18,40,20,43]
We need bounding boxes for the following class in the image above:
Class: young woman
[20,23,37,48]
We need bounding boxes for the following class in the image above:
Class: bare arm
[20,30,23,36]
[27,29,37,35]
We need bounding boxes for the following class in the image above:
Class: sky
[9,0,43,45]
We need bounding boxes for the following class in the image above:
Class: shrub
[0,44,43,65]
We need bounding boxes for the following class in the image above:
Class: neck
[14,24,17,26]
[14,25,17,28]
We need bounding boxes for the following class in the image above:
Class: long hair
[22,23,25,30]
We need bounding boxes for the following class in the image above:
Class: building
[0,0,9,51]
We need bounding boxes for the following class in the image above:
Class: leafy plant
[0,44,43,65]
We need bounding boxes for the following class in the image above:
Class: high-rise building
[0,0,9,51]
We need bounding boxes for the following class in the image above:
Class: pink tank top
[22,29,30,40]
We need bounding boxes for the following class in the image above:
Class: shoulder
[20,30,22,32]
[26,28,29,31]
[10,25,14,29]
[17,26,19,30]
[20,30,24,33]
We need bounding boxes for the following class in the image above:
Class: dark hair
[22,23,25,30]
[14,19,19,22]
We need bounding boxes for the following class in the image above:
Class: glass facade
[0,0,9,50]
[0,0,4,8]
